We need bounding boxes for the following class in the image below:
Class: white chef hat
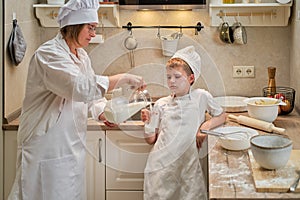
[171,46,201,81]
[57,0,99,28]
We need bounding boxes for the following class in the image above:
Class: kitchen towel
[8,19,27,66]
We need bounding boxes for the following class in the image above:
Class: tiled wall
[4,1,299,118]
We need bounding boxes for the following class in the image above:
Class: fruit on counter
[274,93,286,100]
[278,106,282,115]
[280,99,291,112]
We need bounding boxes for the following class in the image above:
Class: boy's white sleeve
[205,91,224,117]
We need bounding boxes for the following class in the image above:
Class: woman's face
[77,23,97,47]
[166,66,194,97]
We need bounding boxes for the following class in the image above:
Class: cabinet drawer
[106,130,152,190]
[106,191,143,200]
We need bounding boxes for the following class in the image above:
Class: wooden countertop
[2,118,145,131]
[208,112,300,199]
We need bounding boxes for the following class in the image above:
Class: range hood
[119,0,206,10]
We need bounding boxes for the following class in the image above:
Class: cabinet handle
[98,138,102,163]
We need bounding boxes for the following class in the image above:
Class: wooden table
[208,112,300,199]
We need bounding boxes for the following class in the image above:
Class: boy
[141,46,226,200]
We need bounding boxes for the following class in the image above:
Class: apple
[278,106,282,115]
[280,99,291,113]
[274,93,286,101]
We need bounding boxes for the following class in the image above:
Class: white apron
[9,100,87,200]
[144,92,209,200]
[8,33,109,200]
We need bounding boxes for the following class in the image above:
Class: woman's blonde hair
[60,24,85,46]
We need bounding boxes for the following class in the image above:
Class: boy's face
[166,66,194,97]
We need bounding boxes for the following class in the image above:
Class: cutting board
[249,149,300,193]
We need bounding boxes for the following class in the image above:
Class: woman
[8,0,145,199]
[141,46,226,200]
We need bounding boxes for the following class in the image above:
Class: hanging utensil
[8,16,27,66]
[124,31,138,68]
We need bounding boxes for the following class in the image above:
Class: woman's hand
[125,74,147,90]
[103,120,117,127]
[98,113,117,127]
[108,73,147,92]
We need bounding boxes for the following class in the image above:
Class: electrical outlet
[232,66,255,78]
[244,66,255,77]
[233,66,243,77]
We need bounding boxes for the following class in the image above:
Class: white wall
[4,0,42,120]
[290,0,300,113]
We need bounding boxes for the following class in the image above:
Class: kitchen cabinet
[209,0,293,26]
[86,131,106,200]
[3,130,107,200]
[106,191,144,200]
[106,130,152,200]
[3,130,17,200]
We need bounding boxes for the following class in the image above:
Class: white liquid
[104,101,150,124]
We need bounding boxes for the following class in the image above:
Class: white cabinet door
[3,130,17,200]
[86,131,106,200]
[106,130,152,190]
[3,130,106,200]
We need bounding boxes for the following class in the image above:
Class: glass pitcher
[104,88,152,124]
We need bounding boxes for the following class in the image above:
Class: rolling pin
[228,114,285,134]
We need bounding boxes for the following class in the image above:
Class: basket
[161,38,179,56]
[263,86,295,115]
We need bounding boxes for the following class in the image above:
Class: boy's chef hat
[57,0,99,28]
[172,46,201,80]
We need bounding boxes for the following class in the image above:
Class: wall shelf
[33,3,120,28]
[209,1,293,26]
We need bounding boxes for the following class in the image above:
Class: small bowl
[214,126,259,151]
[250,134,293,170]
[244,97,286,123]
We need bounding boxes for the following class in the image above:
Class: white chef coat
[144,89,223,200]
[8,33,109,200]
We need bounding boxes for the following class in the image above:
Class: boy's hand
[196,132,207,148]
[141,108,150,123]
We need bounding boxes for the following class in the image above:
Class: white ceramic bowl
[244,97,285,122]
[250,134,293,170]
[213,126,258,151]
